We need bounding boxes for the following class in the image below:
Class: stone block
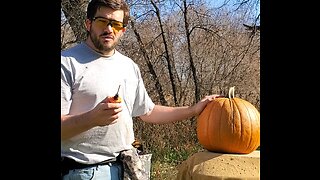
[176,150,260,180]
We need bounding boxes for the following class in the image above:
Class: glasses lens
[110,21,124,31]
[93,17,124,32]
[94,18,108,28]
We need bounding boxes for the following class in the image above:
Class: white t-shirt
[61,43,155,164]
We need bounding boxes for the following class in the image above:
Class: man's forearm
[140,105,196,124]
[61,112,94,140]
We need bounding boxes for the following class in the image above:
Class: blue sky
[206,0,260,24]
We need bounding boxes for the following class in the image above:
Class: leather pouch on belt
[120,148,149,180]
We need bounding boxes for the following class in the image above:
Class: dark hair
[87,0,130,26]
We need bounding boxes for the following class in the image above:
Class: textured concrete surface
[176,150,260,180]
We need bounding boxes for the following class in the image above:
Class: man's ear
[85,19,91,31]
[121,27,127,33]
[118,27,126,38]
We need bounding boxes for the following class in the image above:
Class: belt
[61,156,119,176]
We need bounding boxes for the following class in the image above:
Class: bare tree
[150,0,179,106]
[61,0,89,44]
[130,18,168,106]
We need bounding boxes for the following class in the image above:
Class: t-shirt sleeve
[131,67,155,117]
[61,57,73,115]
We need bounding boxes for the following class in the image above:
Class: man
[61,0,221,179]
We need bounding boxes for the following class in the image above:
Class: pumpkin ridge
[234,98,249,152]
[254,108,260,149]
[243,100,255,153]
[225,97,234,152]
[248,100,260,152]
[246,100,260,152]
[231,98,242,152]
[208,99,223,151]
[229,98,235,135]
[197,101,210,148]
[218,98,228,152]
[236,98,260,153]
[207,101,215,149]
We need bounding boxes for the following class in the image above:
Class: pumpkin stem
[228,86,235,98]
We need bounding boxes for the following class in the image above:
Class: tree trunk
[61,0,88,43]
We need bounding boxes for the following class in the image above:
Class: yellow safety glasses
[92,17,126,33]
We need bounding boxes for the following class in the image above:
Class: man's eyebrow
[93,16,121,22]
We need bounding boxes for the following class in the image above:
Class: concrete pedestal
[176,150,260,180]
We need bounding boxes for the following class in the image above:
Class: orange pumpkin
[197,87,260,154]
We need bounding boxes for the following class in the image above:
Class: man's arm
[139,105,194,124]
[61,113,96,140]
[61,99,122,140]
[140,94,222,124]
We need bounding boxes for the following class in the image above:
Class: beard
[89,30,119,54]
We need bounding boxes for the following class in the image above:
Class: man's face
[86,7,126,55]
